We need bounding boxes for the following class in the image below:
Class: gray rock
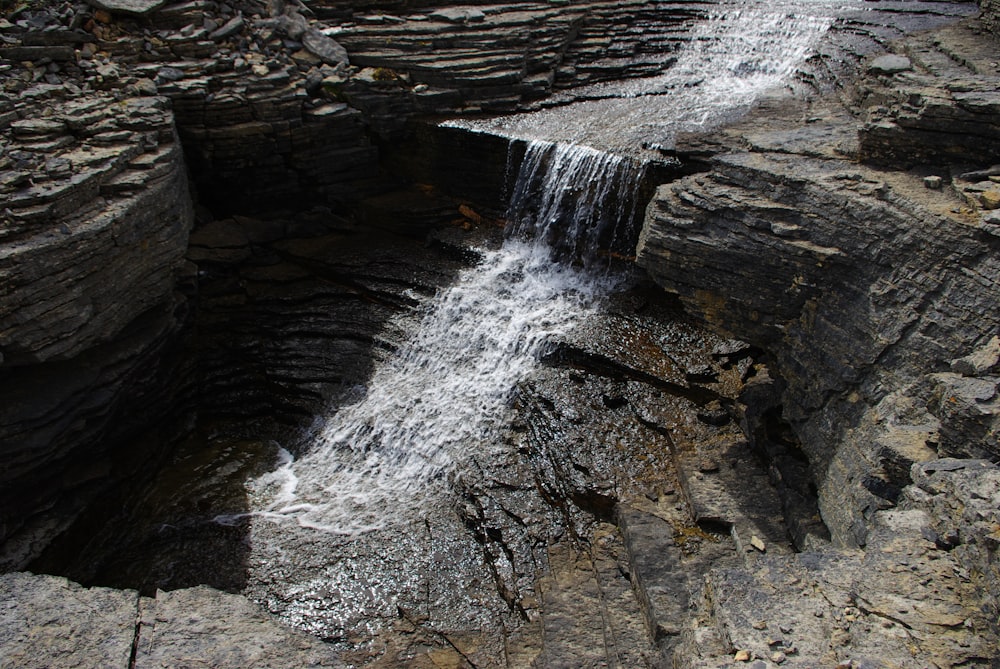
[0,574,345,668]
[0,572,138,668]
[210,15,244,41]
[950,335,1000,376]
[131,77,158,96]
[428,7,486,23]
[85,0,165,15]
[301,28,347,67]
[155,66,184,83]
[868,54,911,75]
[135,586,342,668]
[275,11,308,40]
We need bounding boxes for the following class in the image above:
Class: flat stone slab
[85,0,166,15]
[0,572,139,669]
[0,574,345,668]
[135,585,343,668]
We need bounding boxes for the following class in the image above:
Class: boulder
[302,28,348,67]
[85,0,166,15]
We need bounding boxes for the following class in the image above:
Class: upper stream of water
[447,0,854,153]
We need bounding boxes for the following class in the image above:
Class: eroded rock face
[1,97,189,364]
[2,0,999,667]
[0,87,194,566]
[679,462,1000,668]
[636,15,1000,663]
[858,25,1000,168]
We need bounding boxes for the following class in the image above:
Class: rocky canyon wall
[635,13,1000,650]
[0,89,194,565]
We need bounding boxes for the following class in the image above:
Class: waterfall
[225,0,856,643]
[244,0,850,537]
[506,142,644,263]
[245,143,639,535]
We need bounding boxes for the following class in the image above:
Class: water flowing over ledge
[230,0,859,641]
[444,0,856,154]
[244,142,641,536]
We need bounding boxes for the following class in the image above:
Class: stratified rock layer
[637,14,1000,667]
[1,0,999,667]
[0,87,194,566]
[859,24,1000,167]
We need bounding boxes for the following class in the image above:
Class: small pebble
[734,649,751,662]
[771,651,787,664]
[752,620,768,630]
[923,175,943,189]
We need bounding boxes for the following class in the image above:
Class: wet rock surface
[28,241,790,667]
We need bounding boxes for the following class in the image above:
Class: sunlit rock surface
[0,572,344,668]
[637,15,1000,549]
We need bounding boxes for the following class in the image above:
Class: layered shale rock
[858,23,1000,168]
[0,84,193,567]
[637,16,1000,548]
[637,13,1000,666]
[3,0,1000,667]
[0,0,722,214]
[672,459,1000,668]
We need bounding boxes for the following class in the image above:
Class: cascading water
[250,0,855,535]
[245,143,642,536]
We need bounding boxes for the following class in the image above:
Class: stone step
[617,506,689,651]
[673,431,794,562]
